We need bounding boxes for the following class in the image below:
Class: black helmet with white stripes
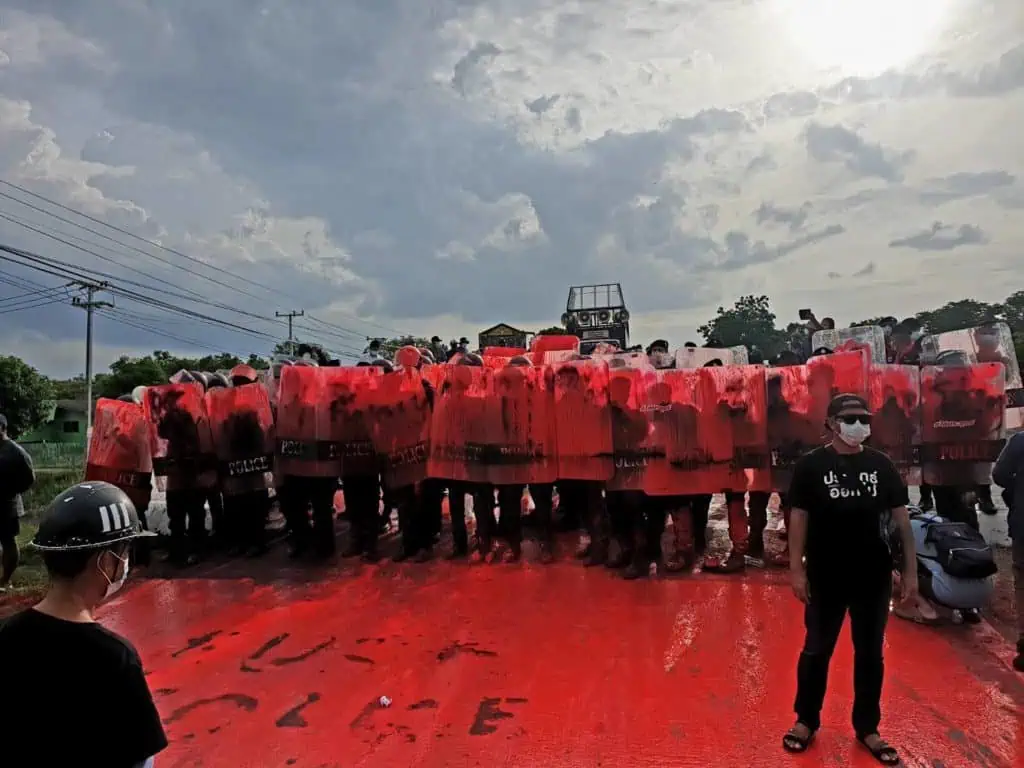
[31,481,157,551]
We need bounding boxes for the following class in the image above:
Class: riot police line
[79,323,1017,577]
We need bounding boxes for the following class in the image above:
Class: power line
[0,241,366,353]
[0,295,71,315]
[99,308,266,358]
[0,207,210,301]
[0,283,69,305]
[0,177,407,337]
[0,212,349,345]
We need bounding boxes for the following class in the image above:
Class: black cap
[431,336,442,343]
[649,339,669,351]
[0,413,7,430]
[827,394,870,417]
[31,481,156,552]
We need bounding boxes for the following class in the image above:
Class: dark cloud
[888,222,987,251]
[804,122,912,182]
[917,171,1016,204]
[711,224,846,272]
[763,91,820,120]
[755,202,811,231]
[0,1,1019,368]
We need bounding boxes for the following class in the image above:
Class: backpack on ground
[914,514,998,580]
[892,508,996,611]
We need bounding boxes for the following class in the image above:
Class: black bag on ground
[921,520,998,580]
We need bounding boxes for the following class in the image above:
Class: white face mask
[100,551,130,599]
[837,420,871,447]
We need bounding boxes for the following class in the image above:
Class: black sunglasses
[837,414,871,425]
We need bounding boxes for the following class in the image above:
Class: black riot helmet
[117,393,134,403]
[458,352,484,367]
[170,369,197,384]
[206,372,230,389]
[31,482,156,552]
[507,355,532,367]
[189,371,209,390]
[369,358,395,373]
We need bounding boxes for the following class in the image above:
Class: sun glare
[776,0,955,76]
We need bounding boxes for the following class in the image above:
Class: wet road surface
[103,549,1023,768]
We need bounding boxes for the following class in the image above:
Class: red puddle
[100,559,1023,768]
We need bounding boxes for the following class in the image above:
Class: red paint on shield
[104,558,1023,768]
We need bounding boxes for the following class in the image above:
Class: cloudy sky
[0,1,1021,377]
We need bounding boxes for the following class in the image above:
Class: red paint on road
[101,557,1023,767]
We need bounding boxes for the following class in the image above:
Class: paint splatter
[275,693,322,728]
[437,641,498,662]
[469,697,514,736]
[271,637,336,666]
[408,699,439,711]
[163,693,258,725]
[170,630,222,658]
[343,654,374,665]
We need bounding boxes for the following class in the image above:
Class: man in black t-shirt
[781,395,917,766]
[0,413,35,590]
[0,481,167,767]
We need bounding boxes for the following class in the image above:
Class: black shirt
[788,445,909,590]
[0,437,34,519]
[0,609,167,767]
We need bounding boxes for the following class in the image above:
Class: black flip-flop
[782,724,816,753]
[857,734,900,765]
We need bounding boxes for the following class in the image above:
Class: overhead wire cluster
[0,178,409,362]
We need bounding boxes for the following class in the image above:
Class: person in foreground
[992,431,1024,671]
[0,481,167,768]
[782,394,917,765]
[0,412,35,590]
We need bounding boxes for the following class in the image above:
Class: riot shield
[867,365,921,484]
[370,367,432,488]
[606,366,657,492]
[324,366,381,478]
[643,369,701,495]
[275,365,335,478]
[673,346,749,368]
[143,382,217,489]
[812,326,886,363]
[806,350,869,402]
[920,362,1006,486]
[695,366,770,493]
[85,398,153,510]
[481,354,513,371]
[920,323,1022,429]
[551,360,614,481]
[530,334,580,365]
[205,384,275,496]
[766,366,827,484]
[482,346,526,358]
[593,350,650,370]
[428,364,491,484]
[484,364,557,486]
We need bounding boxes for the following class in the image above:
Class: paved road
[106,546,1023,767]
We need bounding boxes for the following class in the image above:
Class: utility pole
[276,310,304,353]
[72,282,112,441]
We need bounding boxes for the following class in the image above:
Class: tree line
[2,291,1023,439]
